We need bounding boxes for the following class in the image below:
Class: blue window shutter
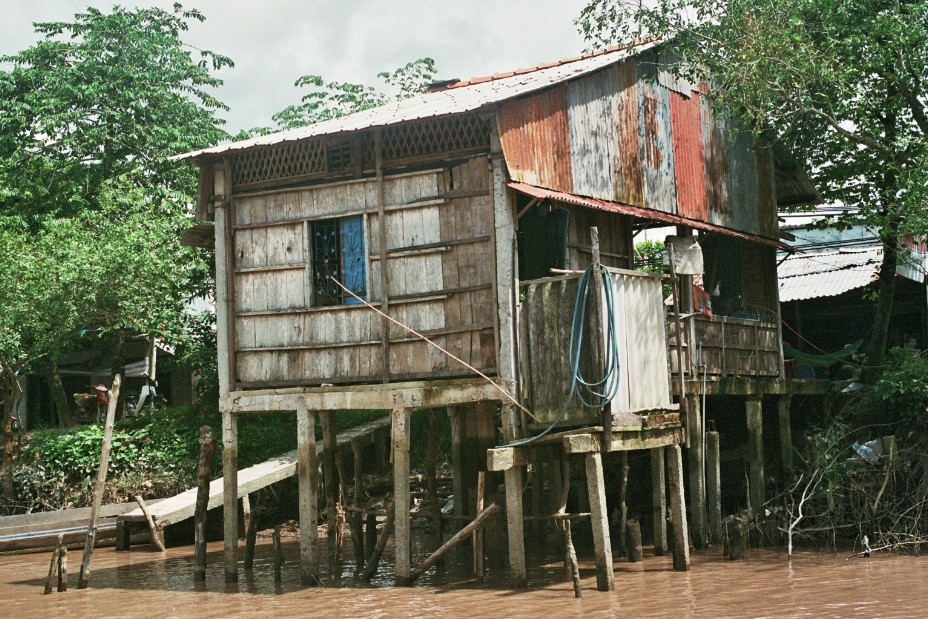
[339,214,366,304]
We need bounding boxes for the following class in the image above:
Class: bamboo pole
[44,536,62,595]
[78,373,121,589]
[58,544,68,592]
[563,519,582,598]
[410,503,500,583]
[135,495,166,552]
[362,503,395,582]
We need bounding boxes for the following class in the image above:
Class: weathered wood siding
[667,315,781,377]
[498,51,778,241]
[231,157,496,388]
[521,270,671,427]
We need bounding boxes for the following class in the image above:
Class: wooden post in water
[651,448,668,555]
[686,393,707,549]
[706,431,722,545]
[58,544,68,592]
[362,503,395,582]
[349,439,366,573]
[392,404,412,586]
[473,471,485,580]
[504,466,527,587]
[667,444,690,571]
[272,526,283,582]
[243,494,259,571]
[585,452,614,591]
[410,503,500,584]
[563,518,582,598]
[365,513,378,563]
[222,410,239,584]
[448,407,464,533]
[778,396,794,476]
[746,397,765,520]
[194,425,216,581]
[135,495,165,552]
[296,404,319,586]
[616,452,630,556]
[426,410,442,556]
[335,451,349,575]
[320,411,339,579]
[44,536,63,595]
[626,519,643,562]
[78,373,121,589]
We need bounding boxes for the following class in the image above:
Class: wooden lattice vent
[382,114,490,164]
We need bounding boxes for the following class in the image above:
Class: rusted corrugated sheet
[701,98,731,226]
[728,127,760,234]
[639,80,677,214]
[754,140,779,238]
[669,91,708,220]
[567,68,614,199]
[498,84,573,193]
[612,59,644,206]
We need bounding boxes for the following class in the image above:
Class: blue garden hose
[505,264,622,447]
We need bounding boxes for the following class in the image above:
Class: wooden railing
[667,314,782,378]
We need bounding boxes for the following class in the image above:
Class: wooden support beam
[222,410,239,583]
[778,396,794,476]
[409,503,500,584]
[392,404,412,585]
[584,452,614,591]
[667,444,690,571]
[320,411,339,579]
[243,493,258,571]
[562,425,684,454]
[57,545,68,592]
[626,519,643,562]
[686,393,707,549]
[650,447,668,556]
[350,438,366,572]
[272,526,283,582]
[426,411,443,556]
[297,405,319,586]
[563,519,582,598]
[195,425,216,580]
[504,467,527,587]
[134,495,165,552]
[448,407,464,531]
[44,537,62,595]
[706,431,722,545]
[473,471,485,579]
[746,397,765,518]
[362,503,395,582]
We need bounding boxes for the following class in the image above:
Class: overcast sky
[1,0,590,133]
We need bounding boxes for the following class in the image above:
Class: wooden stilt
[650,448,668,556]
[272,526,283,582]
[243,493,259,572]
[686,394,707,549]
[78,373,121,590]
[426,410,442,555]
[616,452,630,556]
[410,503,500,583]
[746,397,765,519]
[115,521,130,551]
[448,407,464,534]
[778,396,794,476]
[350,438,365,572]
[584,452,614,591]
[504,466,527,587]
[241,493,251,541]
[44,537,62,595]
[320,411,338,579]
[296,405,319,586]
[563,519,582,598]
[362,503,395,582]
[57,545,68,592]
[365,513,378,562]
[548,461,565,547]
[392,405,412,586]
[473,471,485,579]
[667,444,690,572]
[221,410,239,584]
[706,431,722,545]
[626,519,643,562]
[194,425,216,581]
[135,495,166,552]
[335,451,348,575]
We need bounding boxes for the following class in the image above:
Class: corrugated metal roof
[779,249,881,302]
[182,41,659,160]
[509,181,792,251]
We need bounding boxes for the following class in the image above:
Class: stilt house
[182,41,818,589]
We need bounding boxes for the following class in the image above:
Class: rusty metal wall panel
[754,141,778,238]
[498,84,573,193]
[567,69,615,199]
[728,127,760,235]
[669,91,708,220]
[639,79,677,214]
[701,98,731,226]
[611,59,644,206]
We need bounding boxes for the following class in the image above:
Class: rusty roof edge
[508,181,794,252]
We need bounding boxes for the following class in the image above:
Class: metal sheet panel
[567,68,615,199]
[498,84,573,193]
[611,59,644,206]
[754,141,779,238]
[639,80,677,214]
[669,91,708,220]
[701,98,732,226]
[728,127,760,235]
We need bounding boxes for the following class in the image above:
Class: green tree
[576,0,928,375]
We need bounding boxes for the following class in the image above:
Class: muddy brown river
[3,539,926,617]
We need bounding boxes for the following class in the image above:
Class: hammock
[783,339,864,368]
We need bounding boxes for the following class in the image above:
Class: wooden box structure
[182,41,817,589]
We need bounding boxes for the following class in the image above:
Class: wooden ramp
[118,415,391,530]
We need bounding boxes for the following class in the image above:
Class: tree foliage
[576,0,928,369]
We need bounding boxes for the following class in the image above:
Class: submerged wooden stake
[563,519,582,598]
[44,536,63,595]
[410,503,500,584]
[473,471,485,579]
[78,373,121,589]
[194,425,216,581]
[272,526,284,582]
[58,544,68,592]
[362,503,395,582]
[135,495,165,552]
[243,493,259,571]
[626,519,643,562]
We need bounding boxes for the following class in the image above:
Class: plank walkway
[118,415,391,529]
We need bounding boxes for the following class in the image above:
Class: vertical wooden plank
[706,430,722,545]
[504,466,527,588]
[222,411,238,583]
[667,444,690,571]
[687,393,707,549]
[491,126,517,421]
[585,451,614,591]
[746,396,765,515]
[650,447,668,556]
[297,405,319,586]
[392,404,411,585]
[779,396,794,475]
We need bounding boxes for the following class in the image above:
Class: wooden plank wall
[231,157,496,388]
[667,315,781,377]
[565,205,633,271]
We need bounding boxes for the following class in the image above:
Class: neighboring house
[182,41,817,588]
[778,223,928,374]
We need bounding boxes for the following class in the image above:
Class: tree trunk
[863,233,900,381]
[0,360,21,500]
[45,360,74,428]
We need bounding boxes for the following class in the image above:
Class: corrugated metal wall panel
[728,127,760,234]
[498,84,573,192]
[669,91,708,220]
[639,80,677,214]
[701,98,732,226]
[567,70,615,199]
[754,140,778,239]
[611,59,644,206]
